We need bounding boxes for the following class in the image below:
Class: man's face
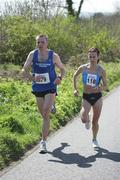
[36,37,48,50]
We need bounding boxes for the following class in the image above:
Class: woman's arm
[73,66,83,96]
[99,68,108,92]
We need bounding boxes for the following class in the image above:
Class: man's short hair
[36,34,48,42]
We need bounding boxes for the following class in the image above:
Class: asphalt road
[0,86,120,180]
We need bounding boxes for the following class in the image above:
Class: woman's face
[88,51,99,64]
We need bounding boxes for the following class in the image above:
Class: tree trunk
[76,0,84,18]
[66,0,75,16]
[66,0,84,18]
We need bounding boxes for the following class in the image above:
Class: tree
[1,0,66,20]
[66,0,84,18]
[76,0,84,18]
[66,0,75,16]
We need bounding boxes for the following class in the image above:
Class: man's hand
[20,69,31,81]
[54,77,62,85]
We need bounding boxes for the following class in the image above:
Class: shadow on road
[94,147,120,162]
[48,143,95,168]
[47,143,120,168]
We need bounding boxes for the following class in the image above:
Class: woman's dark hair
[88,47,100,63]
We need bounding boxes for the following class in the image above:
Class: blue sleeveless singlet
[32,49,57,92]
[82,64,101,87]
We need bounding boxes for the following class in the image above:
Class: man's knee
[42,109,50,120]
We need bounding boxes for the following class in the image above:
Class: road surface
[0,86,120,180]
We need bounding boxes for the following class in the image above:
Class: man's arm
[21,51,34,81]
[53,53,65,84]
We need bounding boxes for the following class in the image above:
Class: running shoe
[92,139,100,148]
[40,140,47,153]
[85,120,91,129]
[51,104,56,114]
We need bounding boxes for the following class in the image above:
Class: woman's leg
[92,98,103,140]
[80,99,91,124]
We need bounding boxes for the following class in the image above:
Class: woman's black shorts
[83,92,102,106]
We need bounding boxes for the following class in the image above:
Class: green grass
[0,63,20,71]
[0,62,120,170]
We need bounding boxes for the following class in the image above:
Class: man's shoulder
[52,51,59,59]
[28,49,35,56]
[30,49,38,54]
[28,49,39,60]
[48,49,55,55]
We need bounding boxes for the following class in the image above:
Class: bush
[1,15,120,65]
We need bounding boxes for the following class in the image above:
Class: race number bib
[35,73,50,84]
[86,74,97,87]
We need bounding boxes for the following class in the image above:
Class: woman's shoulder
[97,64,106,72]
[80,63,89,68]
[81,63,89,70]
[76,63,88,73]
[97,64,106,77]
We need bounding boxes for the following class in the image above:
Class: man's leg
[36,94,55,153]
[36,94,55,141]
[36,97,44,116]
[42,93,55,140]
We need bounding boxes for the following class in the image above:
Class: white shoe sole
[92,142,100,148]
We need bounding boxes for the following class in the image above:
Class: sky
[73,0,119,13]
[0,0,119,14]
